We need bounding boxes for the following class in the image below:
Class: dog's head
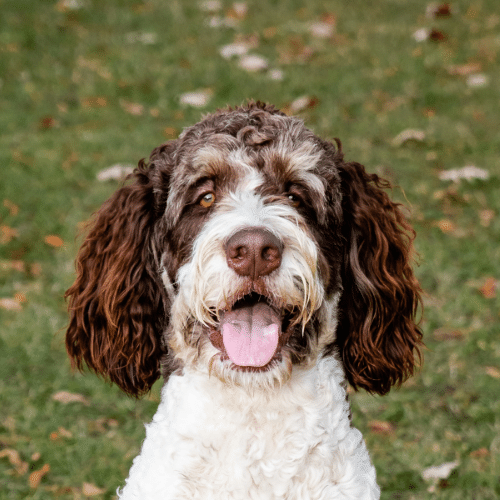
[66,102,422,396]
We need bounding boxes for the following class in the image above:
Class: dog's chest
[119,360,374,500]
[161,370,338,499]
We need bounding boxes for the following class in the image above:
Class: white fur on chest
[119,357,379,500]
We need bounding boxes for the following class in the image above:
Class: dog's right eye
[199,192,216,208]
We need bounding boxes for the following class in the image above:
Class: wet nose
[225,228,283,280]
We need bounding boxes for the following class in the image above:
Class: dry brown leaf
[447,62,482,76]
[52,391,90,406]
[0,449,29,475]
[479,277,497,299]
[82,482,107,496]
[29,463,50,488]
[30,263,42,276]
[120,100,144,116]
[437,219,456,233]
[81,96,107,108]
[3,199,19,216]
[470,447,489,458]
[479,209,495,227]
[426,3,453,18]
[486,366,500,379]
[1,225,18,244]
[0,260,25,272]
[368,420,395,435]
[429,29,448,42]
[44,235,64,248]
[433,327,465,341]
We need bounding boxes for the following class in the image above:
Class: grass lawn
[1,0,499,498]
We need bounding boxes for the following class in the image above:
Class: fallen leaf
[433,327,465,341]
[44,235,64,248]
[422,460,459,481]
[429,29,447,42]
[466,74,489,87]
[199,0,222,12]
[226,2,247,20]
[1,225,19,244]
[0,298,23,311]
[120,100,144,116]
[268,69,284,81]
[31,452,41,461]
[4,199,19,216]
[125,32,158,45]
[58,427,73,438]
[56,0,85,12]
[96,164,134,182]
[413,28,430,42]
[479,277,497,299]
[447,62,482,76]
[426,3,452,18]
[0,260,25,272]
[39,116,58,129]
[30,263,42,276]
[52,391,90,406]
[238,54,269,72]
[368,420,395,435]
[289,96,319,114]
[470,447,489,458]
[309,21,335,38]
[0,449,29,475]
[29,463,50,488]
[486,366,500,379]
[82,482,106,496]
[392,129,426,147]
[179,90,212,108]
[439,166,489,182]
[81,96,107,108]
[479,209,495,227]
[437,219,456,233]
[219,42,250,59]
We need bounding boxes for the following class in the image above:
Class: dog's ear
[335,160,423,395]
[65,142,176,396]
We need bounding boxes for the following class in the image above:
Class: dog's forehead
[166,115,328,210]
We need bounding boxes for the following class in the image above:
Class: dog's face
[66,103,422,396]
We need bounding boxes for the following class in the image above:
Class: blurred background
[1,0,499,498]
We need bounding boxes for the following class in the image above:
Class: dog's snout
[225,228,283,279]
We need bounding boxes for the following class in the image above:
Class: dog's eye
[287,193,302,208]
[200,192,216,208]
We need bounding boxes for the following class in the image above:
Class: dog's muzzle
[206,228,292,370]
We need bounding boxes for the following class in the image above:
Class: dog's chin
[205,292,299,386]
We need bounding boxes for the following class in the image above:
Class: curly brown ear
[65,162,169,396]
[336,161,423,395]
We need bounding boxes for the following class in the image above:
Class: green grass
[1,0,499,498]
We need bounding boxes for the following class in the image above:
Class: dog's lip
[208,292,296,370]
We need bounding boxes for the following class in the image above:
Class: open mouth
[208,292,296,371]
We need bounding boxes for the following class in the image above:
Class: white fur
[119,356,379,500]
[119,166,380,499]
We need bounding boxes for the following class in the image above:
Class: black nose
[225,228,283,280]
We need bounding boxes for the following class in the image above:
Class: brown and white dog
[66,102,422,499]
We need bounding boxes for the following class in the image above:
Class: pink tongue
[221,301,280,367]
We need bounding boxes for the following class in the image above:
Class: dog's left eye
[199,192,216,208]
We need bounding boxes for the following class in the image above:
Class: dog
[66,102,422,499]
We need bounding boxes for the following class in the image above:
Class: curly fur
[66,102,422,499]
